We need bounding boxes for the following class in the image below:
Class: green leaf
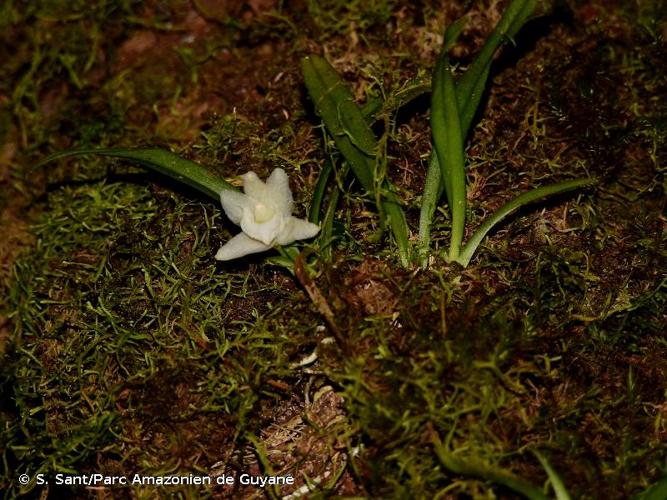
[418,153,442,267]
[35,147,235,201]
[302,56,375,192]
[316,161,348,261]
[302,55,410,266]
[419,0,548,266]
[458,64,491,137]
[309,156,334,224]
[444,15,468,50]
[318,182,341,261]
[635,477,667,500]
[433,438,548,500]
[534,451,572,500]
[418,14,487,265]
[456,178,595,267]
[457,0,538,122]
[431,25,467,261]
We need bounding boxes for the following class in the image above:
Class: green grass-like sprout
[302,55,411,267]
[420,0,595,267]
[303,0,594,269]
[35,147,235,201]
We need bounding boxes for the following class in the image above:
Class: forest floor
[1,0,665,498]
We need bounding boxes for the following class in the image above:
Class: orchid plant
[37,149,320,264]
[34,5,605,497]
[40,0,593,273]
[303,0,594,270]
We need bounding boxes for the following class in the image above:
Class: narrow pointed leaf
[433,438,548,500]
[457,178,595,267]
[309,156,334,224]
[457,0,538,120]
[315,162,348,261]
[319,179,341,261]
[302,55,410,266]
[419,14,478,263]
[444,15,468,50]
[459,64,491,136]
[36,147,235,200]
[418,153,442,267]
[431,27,467,261]
[420,1,546,265]
[302,56,375,192]
[534,451,572,500]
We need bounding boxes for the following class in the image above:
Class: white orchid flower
[215,168,320,261]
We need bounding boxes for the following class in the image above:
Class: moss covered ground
[0,0,665,498]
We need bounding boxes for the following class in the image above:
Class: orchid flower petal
[266,168,293,215]
[219,189,253,224]
[276,217,321,245]
[242,171,271,202]
[215,232,272,261]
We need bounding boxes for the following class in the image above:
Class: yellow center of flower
[253,202,274,223]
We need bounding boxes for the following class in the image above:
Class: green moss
[306,0,398,36]
[1,0,665,498]
[1,175,317,494]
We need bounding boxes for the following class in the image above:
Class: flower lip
[240,207,284,245]
[253,202,274,223]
